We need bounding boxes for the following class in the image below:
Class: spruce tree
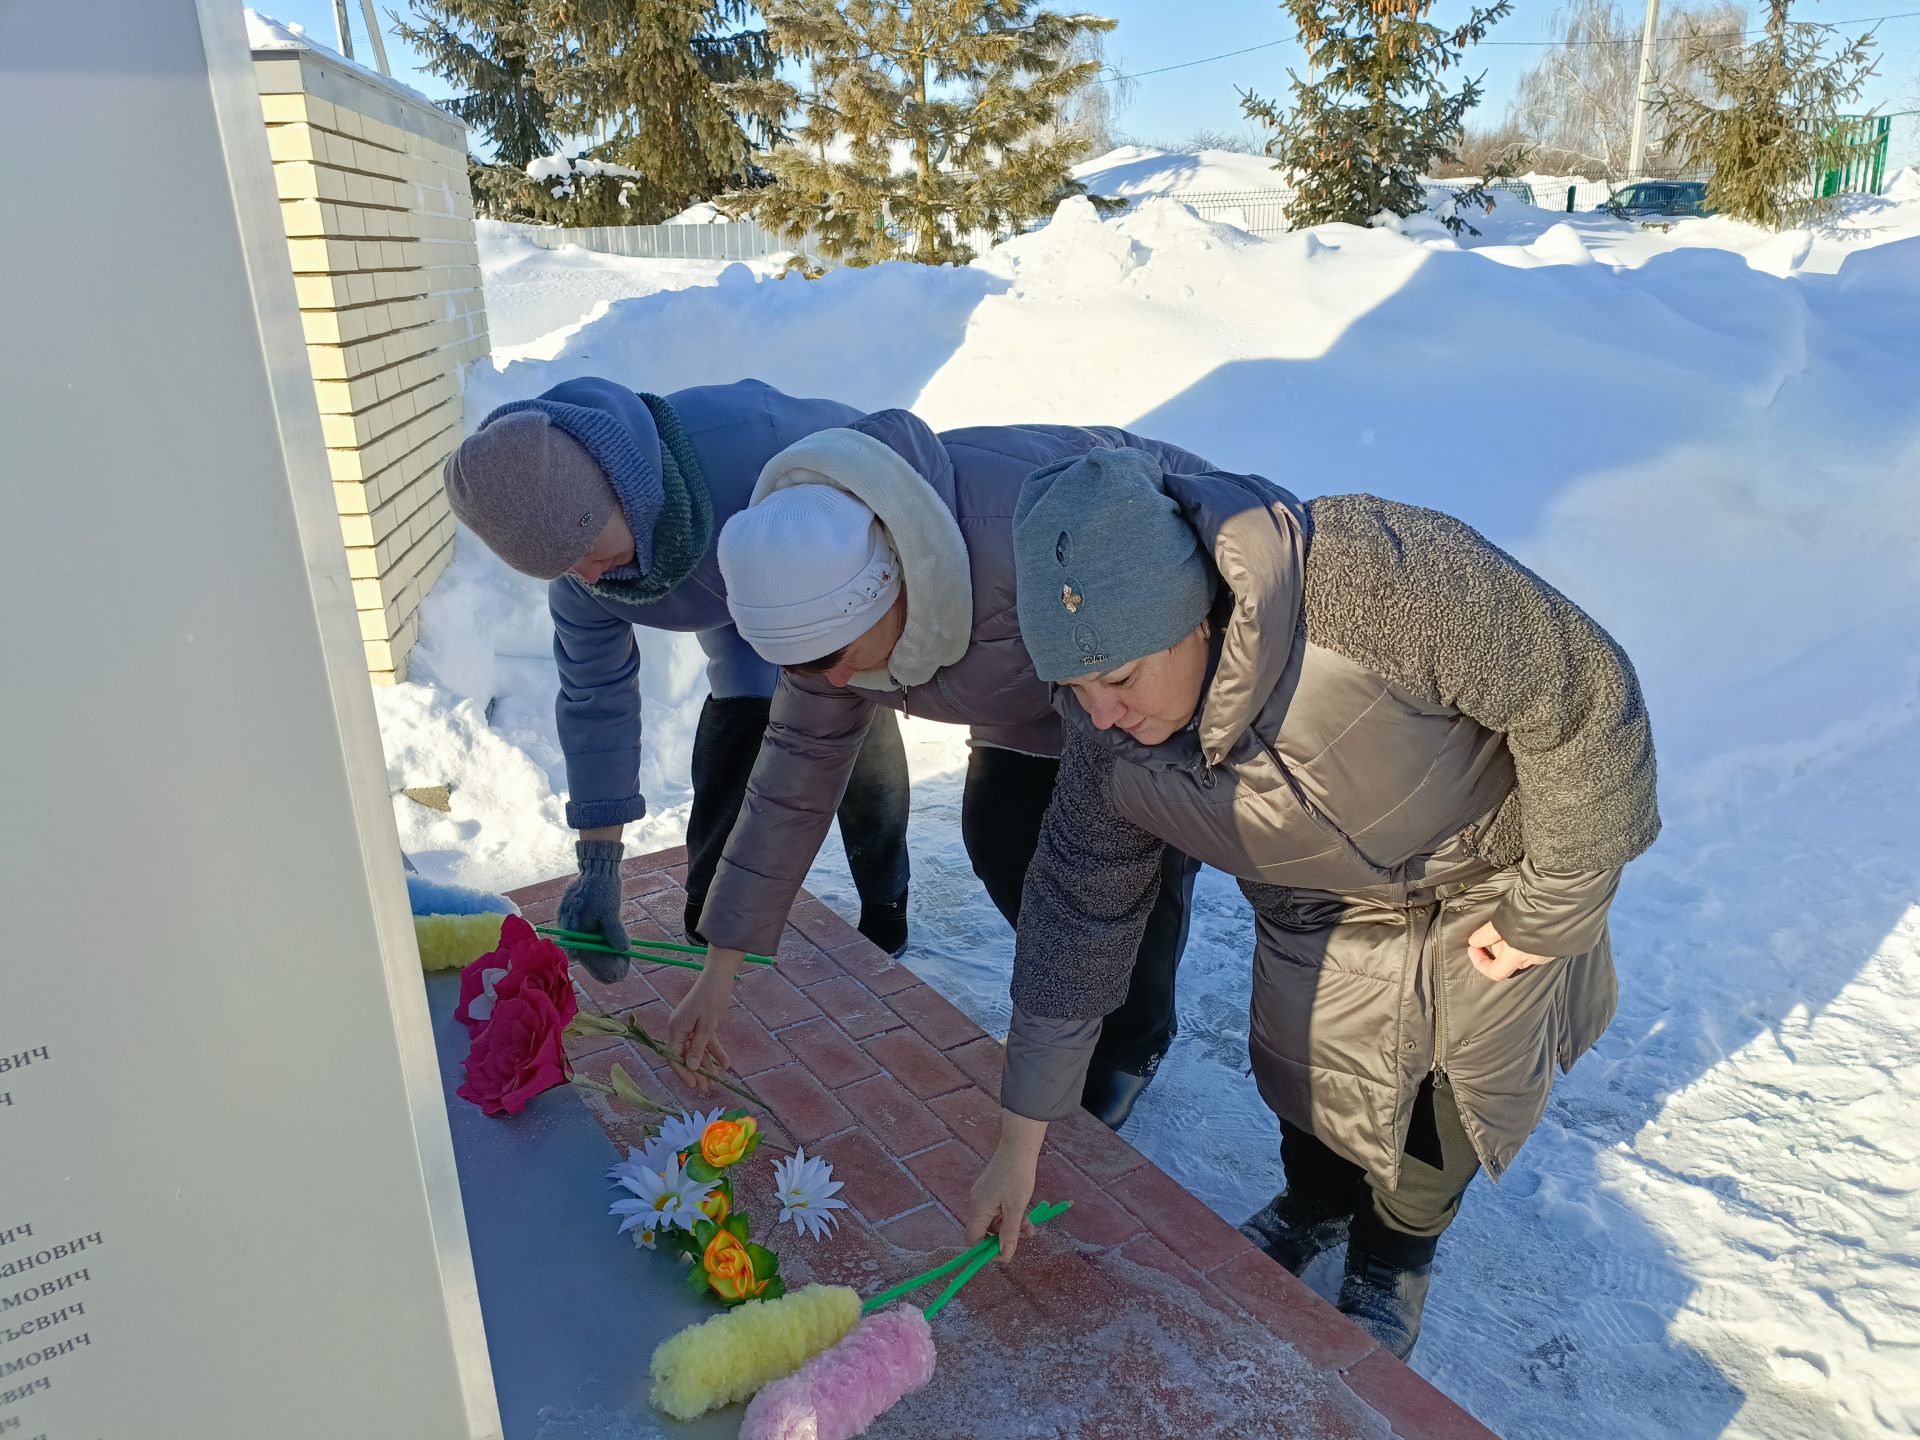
[728,1,1116,267]
[1241,0,1514,234]
[392,0,559,167]
[1654,0,1876,228]
[526,0,778,224]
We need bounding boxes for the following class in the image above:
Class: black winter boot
[1237,1192,1353,1275]
[1338,1246,1433,1359]
[857,894,910,957]
[1080,1062,1154,1130]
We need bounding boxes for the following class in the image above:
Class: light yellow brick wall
[255,51,490,684]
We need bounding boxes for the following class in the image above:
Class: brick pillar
[253,38,490,683]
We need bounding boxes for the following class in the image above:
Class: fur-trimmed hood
[753,425,974,689]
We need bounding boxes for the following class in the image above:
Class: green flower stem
[536,926,775,967]
[542,933,706,973]
[572,1014,798,1157]
[862,1200,1072,1316]
[923,1246,999,1320]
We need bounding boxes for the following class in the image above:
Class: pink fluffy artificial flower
[740,1307,937,1440]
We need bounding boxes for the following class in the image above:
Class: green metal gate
[1820,114,1892,197]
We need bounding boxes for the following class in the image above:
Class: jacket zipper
[1431,898,1450,1077]
[933,671,963,717]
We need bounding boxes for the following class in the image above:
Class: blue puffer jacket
[544,378,862,829]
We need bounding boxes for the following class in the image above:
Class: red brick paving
[734,967,823,1029]
[817,1128,933,1225]
[883,978,981,1051]
[508,849,1495,1440]
[778,1016,883,1088]
[1110,1162,1262,1273]
[926,1084,1001,1159]
[860,1027,967,1101]
[804,972,903,1039]
[1345,1349,1501,1440]
[746,1063,855,1146]
[825,937,921,997]
[839,1073,953,1157]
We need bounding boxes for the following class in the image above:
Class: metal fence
[1882,111,1920,188]
[517,218,811,262]
[510,149,1911,266]
[1124,179,1608,234]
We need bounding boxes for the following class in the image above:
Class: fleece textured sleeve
[1301,495,1661,954]
[550,577,648,830]
[698,669,875,956]
[1008,725,1167,1022]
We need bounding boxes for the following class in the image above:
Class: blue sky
[260,0,1919,150]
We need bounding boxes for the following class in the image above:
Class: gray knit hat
[1013,447,1212,682]
[443,410,617,580]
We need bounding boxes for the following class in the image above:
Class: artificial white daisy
[607,1135,679,1189]
[772,1147,848,1241]
[653,1107,728,1159]
[609,1156,707,1249]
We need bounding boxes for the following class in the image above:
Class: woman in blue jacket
[443,376,913,963]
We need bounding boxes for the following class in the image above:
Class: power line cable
[1095,6,1920,81]
[1478,7,1920,43]
[1098,38,1291,82]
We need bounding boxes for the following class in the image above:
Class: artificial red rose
[456,914,577,1037]
[457,987,572,1115]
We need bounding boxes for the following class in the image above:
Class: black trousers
[1278,1074,1480,1268]
[960,745,1199,1077]
[682,696,911,939]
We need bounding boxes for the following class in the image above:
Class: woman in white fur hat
[668,404,1244,1128]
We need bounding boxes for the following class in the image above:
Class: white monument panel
[0,4,500,1435]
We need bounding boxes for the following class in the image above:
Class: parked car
[1596,181,1715,219]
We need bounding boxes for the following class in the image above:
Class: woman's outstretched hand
[664,948,745,1088]
[966,1111,1048,1261]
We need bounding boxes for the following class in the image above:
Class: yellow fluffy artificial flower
[648,1283,861,1421]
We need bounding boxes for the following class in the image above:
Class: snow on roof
[1072,145,1289,198]
[245,8,440,111]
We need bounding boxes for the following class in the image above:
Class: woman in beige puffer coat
[966,446,1659,1359]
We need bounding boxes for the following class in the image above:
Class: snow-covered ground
[476,220,779,356]
[1074,143,1299,196]
[386,158,1920,1439]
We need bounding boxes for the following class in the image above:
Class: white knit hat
[718,485,902,666]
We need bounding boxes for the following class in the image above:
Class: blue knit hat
[1013,448,1212,682]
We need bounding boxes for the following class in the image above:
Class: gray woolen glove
[555,840,630,983]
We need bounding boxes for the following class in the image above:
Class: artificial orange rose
[698,1185,730,1225]
[702,1228,767,1302]
[699,1115,759,1170]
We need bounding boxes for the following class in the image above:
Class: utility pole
[1626,0,1662,179]
[331,0,355,60]
[357,0,392,75]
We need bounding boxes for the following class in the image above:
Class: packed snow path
[381,161,1920,1439]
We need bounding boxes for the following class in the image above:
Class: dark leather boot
[1338,1245,1433,1359]
[857,894,909,957]
[1080,1062,1154,1129]
[1238,1191,1352,1275]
